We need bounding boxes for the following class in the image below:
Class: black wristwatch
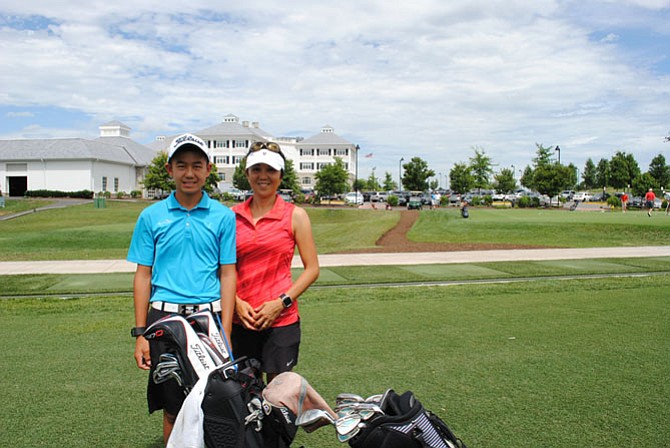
[130,326,146,338]
[280,293,293,308]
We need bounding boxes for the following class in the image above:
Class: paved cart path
[1,246,669,275]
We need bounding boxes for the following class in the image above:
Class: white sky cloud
[0,0,668,180]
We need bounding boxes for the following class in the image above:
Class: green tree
[596,158,610,188]
[468,146,494,193]
[315,158,349,200]
[352,178,366,192]
[402,157,435,191]
[493,168,517,194]
[631,172,657,197]
[609,151,640,189]
[533,163,574,201]
[582,158,597,189]
[279,159,300,193]
[366,170,381,191]
[648,153,670,190]
[449,162,473,194]
[142,152,174,193]
[233,157,249,190]
[520,165,534,189]
[532,143,554,168]
[382,172,397,191]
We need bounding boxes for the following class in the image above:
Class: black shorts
[146,308,187,416]
[231,321,301,374]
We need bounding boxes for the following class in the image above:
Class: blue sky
[1,0,668,182]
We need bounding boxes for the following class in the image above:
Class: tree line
[141,142,670,201]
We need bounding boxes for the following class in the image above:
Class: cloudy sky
[1,0,669,184]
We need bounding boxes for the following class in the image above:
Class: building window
[219,171,226,181]
[317,148,331,156]
[300,148,315,156]
[232,156,242,164]
[335,148,349,156]
[300,162,314,170]
[114,178,119,192]
[317,162,330,170]
[215,141,227,148]
[214,156,229,164]
[235,140,247,148]
[301,177,312,185]
[102,177,108,192]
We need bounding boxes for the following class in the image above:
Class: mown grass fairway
[0,276,668,447]
[2,200,670,260]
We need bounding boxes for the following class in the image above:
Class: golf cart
[407,195,423,210]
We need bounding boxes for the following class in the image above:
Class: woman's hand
[253,299,284,331]
[235,298,259,330]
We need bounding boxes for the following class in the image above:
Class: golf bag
[145,311,297,448]
[460,206,469,219]
[348,390,467,448]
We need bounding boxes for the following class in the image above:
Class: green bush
[24,189,94,199]
[387,195,399,207]
[130,190,142,199]
[115,191,125,199]
[607,196,621,207]
[219,192,235,202]
[518,196,531,208]
[483,195,493,206]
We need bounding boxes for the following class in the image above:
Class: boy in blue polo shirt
[127,133,236,443]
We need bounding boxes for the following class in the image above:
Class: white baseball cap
[167,133,210,162]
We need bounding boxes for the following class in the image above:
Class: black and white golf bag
[144,311,297,448]
[348,390,467,448]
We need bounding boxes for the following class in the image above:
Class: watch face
[282,295,293,308]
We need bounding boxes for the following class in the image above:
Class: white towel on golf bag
[167,375,207,448]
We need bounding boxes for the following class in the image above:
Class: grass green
[1,276,668,447]
[2,200,670,261]
[4,256,670,296]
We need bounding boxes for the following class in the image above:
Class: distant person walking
[645,188,656,217]
[621,192,628,213]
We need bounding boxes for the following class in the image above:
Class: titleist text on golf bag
[348,390,467,448]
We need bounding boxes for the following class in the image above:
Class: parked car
[572,191,591,202]
[560,190,575,200]
[300,188,315,201]
[278,189,294,203]
[590,192,611,202]
[343,192,363,205]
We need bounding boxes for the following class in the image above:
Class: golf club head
[336,414,362,436]
[337,422,364,443]
[295,409,335,433]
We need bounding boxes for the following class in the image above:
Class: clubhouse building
[0,114,359,197]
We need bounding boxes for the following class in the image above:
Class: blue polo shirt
[127,192,236,304]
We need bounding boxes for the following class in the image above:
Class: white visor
[246,149,285,171]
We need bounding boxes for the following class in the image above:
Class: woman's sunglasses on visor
[249,142,281,153]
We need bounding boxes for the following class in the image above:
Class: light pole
[398,157,404,191]
[511,164,515,179]
[355,144,360,201]
[555,146,561,164]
